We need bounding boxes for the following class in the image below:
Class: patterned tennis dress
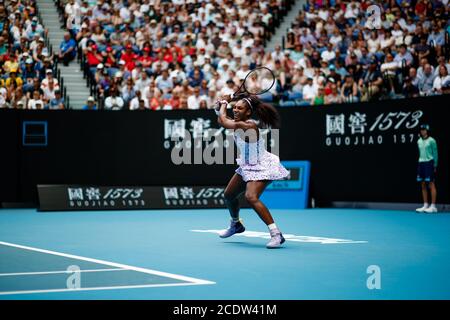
[234,127,290,182]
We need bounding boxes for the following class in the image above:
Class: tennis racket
[231,66,275,100]
[215,67,275,111]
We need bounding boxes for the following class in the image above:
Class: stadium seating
[0,0,69,109]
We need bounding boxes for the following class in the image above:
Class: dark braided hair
[238,95,281,129]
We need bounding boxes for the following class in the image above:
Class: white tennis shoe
[219,219,246,238]
[266,228,285,249]
[416,204,429,212]
[424,206,438,213]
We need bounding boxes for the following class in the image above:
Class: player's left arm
[216,95,233,124]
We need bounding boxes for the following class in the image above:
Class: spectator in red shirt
[86,44,103,68]
[120,43,138,72]
[168,91,181,109]
[163,47,174,64]
[103,46,116,69]
[415,0,427,16]
[139,47,153,73]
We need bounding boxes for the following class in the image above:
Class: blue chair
[295,100,311,107]
[288,91,303,100]
[279,100,297,107]
[260,92,273,102]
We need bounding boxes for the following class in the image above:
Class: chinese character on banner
[190,118,211,139]
[85,187,101,200]
[68,188,84,201]
[164,119,186,140]
[348,112,367,134]
[163,187,179,200]
[179,187,194,199]
[326,114,345,135]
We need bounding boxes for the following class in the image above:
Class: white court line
[0,241,215,295]
[0,282,212,296]
[0,268,125,277]
[191,229,368,244]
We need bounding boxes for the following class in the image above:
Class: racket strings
[244,68,275,95]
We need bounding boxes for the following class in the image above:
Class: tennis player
[215,94,290,248]
[416,124,439,213]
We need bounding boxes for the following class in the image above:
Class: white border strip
[0,282,211,296]
[0,241,215,295]
[0,268,125,277]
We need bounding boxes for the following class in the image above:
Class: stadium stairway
[266,0,306,51]
[36,0,88,109]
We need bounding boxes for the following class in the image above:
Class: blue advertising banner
[262,161,311,209]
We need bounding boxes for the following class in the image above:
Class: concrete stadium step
[39,15,60,20]
[65,94,90,99]
[61,82,88,89]
[60,67,83,73]
[64,87,89,93]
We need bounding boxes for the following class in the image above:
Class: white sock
[423,203,429,208]
[430,204,436,208]
[232,217,240,222]
[268,223,277,231]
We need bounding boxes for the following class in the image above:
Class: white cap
[115,71,123,78]
[97,63,104,69]
[25,58,33,64]
[87,96,95,102]
[119,60,126,65]
[46,69,53,74]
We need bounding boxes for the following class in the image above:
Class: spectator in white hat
[82,96,97,110]
[41,69,59,91]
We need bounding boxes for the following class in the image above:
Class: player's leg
[245,181,285,248]
[419,182,429,209]
[416,162,429,212]
[425,182,438,213]
[219,174,247,238]
[245,180,273,225]
[424,161,438,213]
[430,181,437,206]
[224,173,246,220]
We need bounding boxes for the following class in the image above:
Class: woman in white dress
[215,94,290,248]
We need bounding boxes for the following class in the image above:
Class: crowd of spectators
[64,0,449,110]
[59,0,293,110]
[0,0,66,109]
[2,0,449,110]
[279,0,450,106]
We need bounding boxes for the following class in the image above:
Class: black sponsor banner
[1,95,449,206]
[38,185,232,211]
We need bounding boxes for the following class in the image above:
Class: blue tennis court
[0,208,449,300]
